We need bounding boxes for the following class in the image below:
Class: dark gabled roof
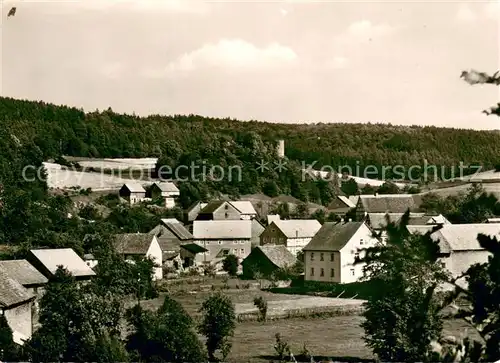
[199,200,226,214]
[157,237,181,252]
[304,222,364,252]
[0,269,34,308]
[113,234,155,255]
[181,243,207,254]
[246,245,297,269]
[165,222,193,240]
[358,194,417,213]
[0,260,48,286]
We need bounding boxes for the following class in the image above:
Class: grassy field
[133,287,481,362]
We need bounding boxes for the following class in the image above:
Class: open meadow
[133,280,481,363]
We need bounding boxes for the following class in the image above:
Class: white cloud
[456,4,477,23]
[143,39,298,78]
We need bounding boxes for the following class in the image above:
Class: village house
[119,183,147,205]
[193,220,252,264]
[228,201,258,219]
[303,221,379,284]
[149,182,179,208]
[367,212,451,242]
[407,223,500,287]
[196,201,241,221]
[112,234,163,280]
[0,269,35,345]
[327,195,356,218]
[148,220,206,269]
[28,248,96,281]
[251,219,265,247]
[355,193,421,220]
[241,245,297,279]
[259,219,322,256]
[0,260,48,317]
[187,200,257,222]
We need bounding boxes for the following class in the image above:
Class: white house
[229,201,258,220]
[303,221,379,284]
[150,182,180,208]
[28,248,96,281]
[259,219,322,256]
[119,183,147,205]
[407,223,500,287]
[193,220,252,264]
[0,270,35,345]
[112,234,163,280]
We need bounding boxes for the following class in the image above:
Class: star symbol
[256,159,269,172]
[274,159,287,172]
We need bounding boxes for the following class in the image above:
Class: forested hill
[1,96,500,173]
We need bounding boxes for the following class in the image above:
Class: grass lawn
[227,316,480,363]
[134,287,481,362]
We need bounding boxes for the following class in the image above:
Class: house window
[330,269,335,277]
[240,241,245,244]
[223,250,229,256]
[354,252,360,260]
[225,204,229,210]
[310,252,314,261]
[206,241,210,245]
[360,238,364,245]
[310,267,314,276]
[233,249,238,254]
[350,268,355,276]
[225,212,229,218]
[272,237,276,243]
[320,268,324,277]
[320,253,324,261]
[218,241,222,245]
[330,253,334,262]
[240,248,245,255]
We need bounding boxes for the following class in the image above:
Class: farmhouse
[28,248,96,281]
[193,220,252,264]
[327,195,356,217]
[407,223,500,286]
[0,260,48,314]
[355,194,421,219]
[229,201,258,219]
[259,219,322,256]
[303,221,379,284]
[150,182,179,208]
[0,269,35,345]
[241,245,297,279]
[251,219,265,247]
[112,234,163,280]
[119,183,146,205]
[196,200,241,221]
[367,212,451,241]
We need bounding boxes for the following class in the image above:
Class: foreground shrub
[253,296,268,322]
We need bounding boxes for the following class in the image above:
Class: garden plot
[235,296,365,321]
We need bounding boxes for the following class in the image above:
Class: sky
[0,0,499,129]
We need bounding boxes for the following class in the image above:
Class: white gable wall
[338,224,379,284]
[146,236,163,280]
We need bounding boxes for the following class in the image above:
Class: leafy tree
[294,202,309,218]
[253,296,268,322]
[377,181,401,194]
[27,267,127,362]
[360,184,377,195]
[359,213,450,361]
[340,178,359,196]
[222,254,239,277]
[126,296,205,362]
[198,292,236,361]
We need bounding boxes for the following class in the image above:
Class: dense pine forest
[2,95,500,207]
